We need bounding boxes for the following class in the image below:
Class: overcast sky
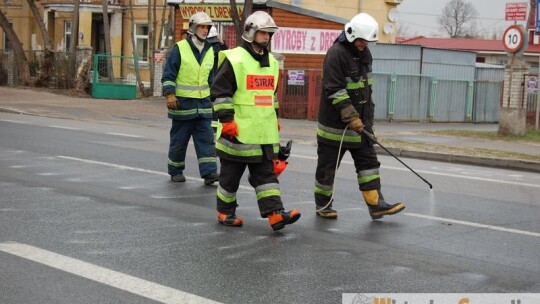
[396,0,532,38]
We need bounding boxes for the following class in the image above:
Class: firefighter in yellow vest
[161,12,219,185]
[210,11,301,231]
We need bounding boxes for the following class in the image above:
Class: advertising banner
[272,27,342,54]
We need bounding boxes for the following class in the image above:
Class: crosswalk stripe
[0,242,221,304]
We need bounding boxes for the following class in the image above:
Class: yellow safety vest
[175,40,213,98]
[219,47,280,144]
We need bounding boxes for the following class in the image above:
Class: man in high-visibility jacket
[161,12,219,185]
[210,11,301,231]
[314,13,405,220]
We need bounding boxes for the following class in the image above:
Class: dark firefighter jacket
[317,32,375,148]
[161,37,214,121]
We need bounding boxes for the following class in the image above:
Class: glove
[166,93,177,110]
[221,121,238,139]
[348,116,365,134]
[277,120,281,132]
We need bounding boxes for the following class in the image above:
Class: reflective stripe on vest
[216,137,279,158]
[175,40,213,99]
[219,48,280,144]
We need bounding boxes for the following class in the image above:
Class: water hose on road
[362,129,433,189]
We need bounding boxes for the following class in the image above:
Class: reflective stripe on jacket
[317,35,375,148]
[216,47,279,145]
[175,40,214,99]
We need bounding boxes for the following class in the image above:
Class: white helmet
[188,12,214,36]
[344,13,379,43]
[208,27,218,39]
[207,27,219,43]
[242,11,278,43]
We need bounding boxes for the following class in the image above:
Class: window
[160,22,173,49]
[3,22,12,53]
[134,24,148,62]
[65,21,72,51]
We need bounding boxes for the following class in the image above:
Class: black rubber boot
[204,172,219,185]
[367,200,405,220]
[363,190,405,220]
[171,174,186,182]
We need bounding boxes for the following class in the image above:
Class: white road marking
[291,155,540,189]
[405,213,540,238]
[48,125,81,130]
[57,155,252,190]
[107,132,144,138]
[55,155,540,238]
[0,242,221,304]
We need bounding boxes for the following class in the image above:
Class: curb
[375,147,540,173]
[3,106,539,173]
[0,107,24,115]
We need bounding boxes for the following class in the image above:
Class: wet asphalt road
[1,112,539,304]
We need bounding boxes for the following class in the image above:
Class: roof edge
[266,0,348,25]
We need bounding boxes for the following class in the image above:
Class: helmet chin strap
[252,41,268,50]
[193,33,206,43]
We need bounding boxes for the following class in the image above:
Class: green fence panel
[91,54,138,100]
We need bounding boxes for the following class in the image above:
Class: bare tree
[70,0,80,54]
[101,0,113,81]
[0,10,31,85]
[148,0,157,94]
[70,0,80,58]
[128,0,147,96]
[27,0,55,86]
[157,1,169,49]
[439,0,479,38]
[230,0,253,46]
[396,22,417,39]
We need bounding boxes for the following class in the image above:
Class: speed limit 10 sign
[503,25,525,54]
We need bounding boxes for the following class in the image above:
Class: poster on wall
[272,27,342,54]
[288,70,305,85]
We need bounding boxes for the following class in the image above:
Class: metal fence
[278,69,504,123]
[278,45,505,123]
[523,74,539,127]
[0,50,77,88]
[91,54,138,99]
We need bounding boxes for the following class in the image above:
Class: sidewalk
[1,87,539,172]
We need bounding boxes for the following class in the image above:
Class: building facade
[1,0,401,86]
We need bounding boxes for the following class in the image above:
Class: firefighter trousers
[217,158,283,218]
[314,142,381,208]
[168,117,217,178]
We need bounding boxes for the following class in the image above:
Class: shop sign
[272,27,342,54]
[179,5,244,21]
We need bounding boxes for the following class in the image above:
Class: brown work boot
[268,209,301,231]
[217,212,243,227]
[315,206,338,219]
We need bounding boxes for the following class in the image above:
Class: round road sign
[502,25,525,53]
